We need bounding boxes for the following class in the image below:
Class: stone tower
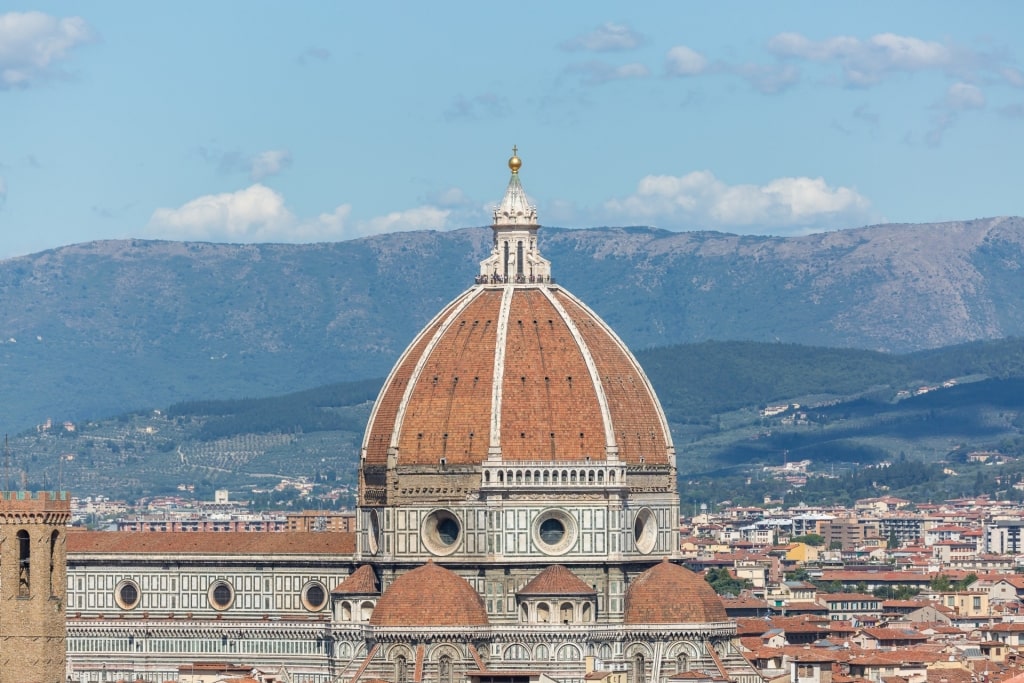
[0,491,71,683]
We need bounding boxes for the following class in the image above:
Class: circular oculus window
[208,580,235,611]
[421,509,462,556]
[533,509,577,555]
[302,581,328,612]
[115,579,141,610]
[633,507,658,554]
[367,509,381,555]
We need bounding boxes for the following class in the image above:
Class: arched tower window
[517,241,524,276]
[438,654,453,683]
[17,529,30,597]
[503,241,509,279]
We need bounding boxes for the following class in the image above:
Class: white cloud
[767,31,954,86]
[945,82,985,110]
[250,149,292,181]
[567,60,650,85]
[147,185,452,243]
[198,146,293,180]
[603,171,871,234]
[359,206,452,235]
[0,11,94,89]
[665,46,708,76]
[1002,67,1024,88]
[148,185,294,241]
[734,63,800,94]
[562,22,644,52]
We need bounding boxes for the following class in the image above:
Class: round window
[421,509,462,556]
[367,509,381,555]
[633,507,658,554]
[437,517,459,545]
[302,581,328,612]
[533,509,577,555]
[115,579,141,610]
[208,580,235,610]
[540,518,565,544]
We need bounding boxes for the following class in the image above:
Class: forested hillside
[4,217,1024,432]
[8,338,1024,505]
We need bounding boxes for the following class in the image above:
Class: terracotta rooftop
[517,564,595,596]
[370,561,488,628]
[67,529,356,555]
[361,284,673,477]
[624,559,727,624]
[333,564,380,594]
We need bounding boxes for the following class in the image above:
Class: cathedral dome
[369,561,489,627]
[624,560,728,624]
[360,154,673,482]
[361,284,672,471]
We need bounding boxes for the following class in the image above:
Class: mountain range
[2,216,1023,432]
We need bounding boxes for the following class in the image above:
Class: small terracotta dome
[370,561,489,627]
[624,559,727,624]
[518,564,595,596]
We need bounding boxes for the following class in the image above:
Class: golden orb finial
[508,145,521,174]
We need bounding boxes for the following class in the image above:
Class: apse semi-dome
[624,559,728,624]
[369,561,489,627]
[361,152,674,477]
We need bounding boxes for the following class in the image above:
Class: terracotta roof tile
[624,559,727,624]
[370,561,488,627]
[517,565,595,596]
[67,529,355,555]
[332,565,379,594]
[363,285,673,469]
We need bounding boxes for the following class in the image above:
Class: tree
[704,568,752,597]
[790,533,825,547]
[953,573,978,591]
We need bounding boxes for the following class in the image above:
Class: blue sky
[2,2,1023,258]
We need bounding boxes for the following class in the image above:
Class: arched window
[582,603,593,622]
[633,653,646,683]
[557,644,581,661]
[537,602,550,623]
[520,603,529,622]
[438,654,453,683]
[17,529,30,597]
[505,644,529,660]
[360,600,374,621]
[341,601,352,620]
[560,602,574,623]
[676,652,689,673]
[396,655,408,683]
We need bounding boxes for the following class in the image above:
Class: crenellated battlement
[0,490,72,520]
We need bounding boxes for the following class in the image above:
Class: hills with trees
[7,337,1024,506]
[3,217,1024,433]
